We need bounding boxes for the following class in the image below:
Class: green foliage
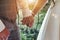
[19,10,46,40]
[17,2,51,40]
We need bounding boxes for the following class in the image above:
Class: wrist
[32,11,35,17]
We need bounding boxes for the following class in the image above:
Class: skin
[0,28,10,40]
[0,0,47,40]
[17,0,34,27]
[32,0,47,16]
[0,0,31,40]
[21,0,47,27]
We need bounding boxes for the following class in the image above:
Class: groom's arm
[32,0,47,16]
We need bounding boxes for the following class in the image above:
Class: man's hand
[21,15,34,27]
[0,28,10,40]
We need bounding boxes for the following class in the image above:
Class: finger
[21,19,26,25]
[3,35,9,40]
[3,35,7,40]
[0,37,2,40]
[22,19,28,25]
[21,20,25,25]
[29,20,34,27]
[1,35,6,40]
[1,36,4,40]
[29,23,33,27]
[27,22,32,27]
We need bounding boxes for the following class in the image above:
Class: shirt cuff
[22,9,32,17]
[0,20,5,32]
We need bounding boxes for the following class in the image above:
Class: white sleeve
[0,20,5,32]
[22,9,32,17]
[17,0,32,17]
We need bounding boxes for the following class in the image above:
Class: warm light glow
[28,0,35,4]
[27,0,36,10]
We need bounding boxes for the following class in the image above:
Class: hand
[0,28,10,40]
[21,15,34,27]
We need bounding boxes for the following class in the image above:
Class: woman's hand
[0,28,10,40]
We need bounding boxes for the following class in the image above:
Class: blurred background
[16,0,51,40]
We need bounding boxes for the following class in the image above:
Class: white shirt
[17,0,32,17]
